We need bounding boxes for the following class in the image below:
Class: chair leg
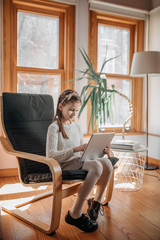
[2,185,62,235]
[15,190,53,208]
[102,168,115,205]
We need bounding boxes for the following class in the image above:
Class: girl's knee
[89,161,103,177]
[101,158,113,174]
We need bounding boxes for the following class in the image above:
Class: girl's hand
[103,146,110,155]
[73,143,87,153]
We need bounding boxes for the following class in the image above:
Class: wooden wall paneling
[87,11,98,133]
[133,20,145,132]
[12,0,68,13]
[3,0,12,92]
[64,5,75,89]
[133,77,143,132]
[96,12,139,25]
[0,168,18,177]
[12,5,17,92]
[89,11,97,70]
[59,12,64,70]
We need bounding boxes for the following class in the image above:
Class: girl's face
[59,101,81,124]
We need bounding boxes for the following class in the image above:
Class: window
[98,25,130,75]
[17,12,59,69]
[3,0,75,105]
[89,11,144,133]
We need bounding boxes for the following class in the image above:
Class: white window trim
[49,0,77,5]
[149,5,160,14]
[88,0,149,20]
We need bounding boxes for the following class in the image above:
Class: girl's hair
[54,89,82,139]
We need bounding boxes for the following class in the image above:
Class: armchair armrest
[108,149,114,158]
[0,136,62,183]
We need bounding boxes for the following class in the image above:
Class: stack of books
[110,139,140,151]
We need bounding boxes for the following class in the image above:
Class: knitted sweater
[46,121,84,166]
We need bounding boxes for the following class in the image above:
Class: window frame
[3,0,75,92]
[89,11,144,134]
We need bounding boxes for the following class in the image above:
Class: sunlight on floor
[1,210,7,216]
[3,203,32,211]
[114,182,137,191]
[0,183,48,195]
[1,195,37,207]
[20,204,31,211]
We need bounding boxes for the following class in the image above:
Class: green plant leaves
[77,48,117,132]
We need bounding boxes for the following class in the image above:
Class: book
[110,139,140,150]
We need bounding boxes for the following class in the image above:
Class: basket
[113,151,146,191]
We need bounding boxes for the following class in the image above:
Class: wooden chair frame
[0,96,115,235]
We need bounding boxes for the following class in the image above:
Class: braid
[56,117,69,139]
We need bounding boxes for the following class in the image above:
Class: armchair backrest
[2,92,54,181]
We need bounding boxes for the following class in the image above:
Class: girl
[46,89,113,232]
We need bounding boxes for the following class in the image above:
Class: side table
[112,145,147,191]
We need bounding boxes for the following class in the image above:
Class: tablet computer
[81,132,115,162]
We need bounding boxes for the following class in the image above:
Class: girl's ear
[58,103,63,111]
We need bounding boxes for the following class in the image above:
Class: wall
[75,0,88,134]
[148,6,160,159]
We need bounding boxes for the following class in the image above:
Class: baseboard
[148,157,160,168]
[0,168,18,177]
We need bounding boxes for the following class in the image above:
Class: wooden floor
[0,170,160,240]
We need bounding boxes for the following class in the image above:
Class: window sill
[84,131,146,138]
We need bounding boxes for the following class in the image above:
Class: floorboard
[0,170,160,240]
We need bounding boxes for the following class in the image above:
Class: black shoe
[65,211,98,232]
[87,198,104,221]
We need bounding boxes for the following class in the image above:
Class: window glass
[17,11,59,69]
[102,79,131,128]
[98,25,130,75]
[17,73,61,107]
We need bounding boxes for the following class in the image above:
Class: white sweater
[46,121,84,166]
